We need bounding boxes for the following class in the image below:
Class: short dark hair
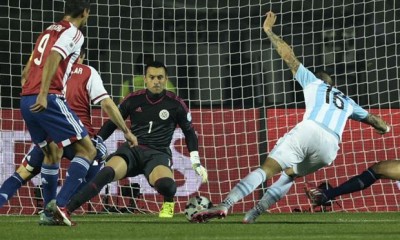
[65,0,90,18]
[315,70,334,86]
[145,61,168,76]
[135,53,154,74]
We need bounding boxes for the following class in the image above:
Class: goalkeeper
[65,60,207,222]
[192,11,389,223]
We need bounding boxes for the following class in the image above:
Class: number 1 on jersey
[148,121,153,133]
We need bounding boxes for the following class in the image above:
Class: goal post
[1,0,399,215]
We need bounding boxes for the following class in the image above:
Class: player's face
[80,9,90,28]
[144,67,168,94]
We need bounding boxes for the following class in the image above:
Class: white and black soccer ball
[184,196,213,222]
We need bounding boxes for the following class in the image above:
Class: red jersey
[22,20,84,96]
[65,63,109,137]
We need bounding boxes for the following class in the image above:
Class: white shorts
[268,120,340,176]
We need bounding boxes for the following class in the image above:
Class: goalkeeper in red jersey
[0,48,137,225]
[64,61,208,224]
[305,160,400,206]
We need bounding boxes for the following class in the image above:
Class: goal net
[1,0,399,215]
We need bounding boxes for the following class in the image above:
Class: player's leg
[148,165,176,218]
[66,143,133,216]
[40,142,62,207]
[66,155,127,214]
[55,136,96,209]
[143,151,176,218]
[243,169,296,223]
[371,160,400,180]
[309,160,400,205]
[193,124,315,223]
[223,157,280,209]
[0,146,42,207]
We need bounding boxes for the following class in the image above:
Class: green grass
[0,212,399,240]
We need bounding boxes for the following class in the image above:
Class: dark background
[0,0,399,109]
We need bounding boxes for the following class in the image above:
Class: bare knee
[149,165,174,186]
[105,156,128,181]
[260,157,283,179]
[74,137,97,161]
[16,165,35,180]
[284,168,299,179]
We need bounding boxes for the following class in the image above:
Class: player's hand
[30,94,48,112]
[125,131,138,147]
[263,11,277,33]
[190,151,208,183]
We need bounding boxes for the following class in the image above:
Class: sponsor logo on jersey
[159,109,170,120]
[135,107,143,112]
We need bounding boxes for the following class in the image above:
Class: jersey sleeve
[52,27,83,59]
[348,98,369,121]
[176,101,199,152]
[294,64,319,88]
[86,66,110,104]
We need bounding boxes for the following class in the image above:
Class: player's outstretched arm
[100,98,138,146]
[263,11,301,75]
[361,113,390,134]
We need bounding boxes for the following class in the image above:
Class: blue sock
[223,168,267,207]
[0,172,26,207]
[56,157,90,207]
[75,161,102,193]
[41,163,59,207]
[325,168,379,200]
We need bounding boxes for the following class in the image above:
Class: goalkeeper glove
[190,151,208,183]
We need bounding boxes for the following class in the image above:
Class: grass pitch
[0,212,398,240]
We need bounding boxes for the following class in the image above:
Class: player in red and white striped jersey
[19,1,94,227]
[1,47,137,225]
[18,0,134,227]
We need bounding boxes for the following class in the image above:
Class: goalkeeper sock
[325,168,379,200]
[257,172,294,211]
[154,177,176,201]
[56,156,90,207]
[0,172,26,208]
[40,163,59,207]
[223,168,266,208]
[67,166,115,213]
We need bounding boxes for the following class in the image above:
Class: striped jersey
[295,64,368,139]
[65,63,109,137]
[22,20,84,96]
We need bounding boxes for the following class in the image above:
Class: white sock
[257,172,294,211]
[223,168,266,208]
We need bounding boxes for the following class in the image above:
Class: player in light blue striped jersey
[192,11,390,224]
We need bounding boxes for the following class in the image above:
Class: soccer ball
[184,196,213,222]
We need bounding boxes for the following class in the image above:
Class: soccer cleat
[191,204,228,223]
[46,199,74,226]
[304,183,329,206]
[38,210,59,226]
[242,207,263,224]
[159,202,175,218]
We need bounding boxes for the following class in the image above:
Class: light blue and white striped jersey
[295,64,368,139]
